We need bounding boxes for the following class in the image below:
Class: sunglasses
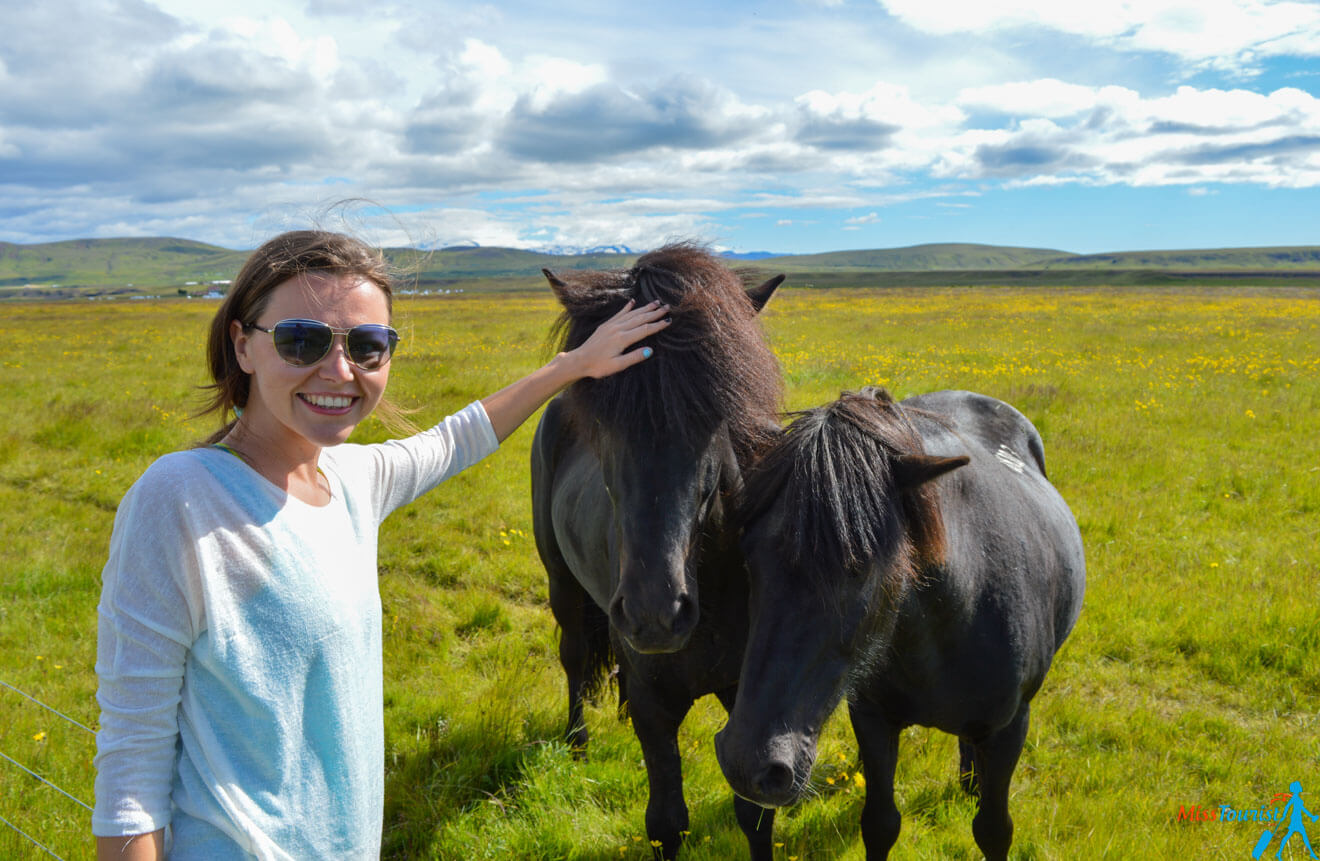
[245,318,400,370]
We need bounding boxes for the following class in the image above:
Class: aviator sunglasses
[244,318,400,370]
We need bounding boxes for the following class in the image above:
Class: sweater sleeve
[327,400,500,524]
[92,459,205,837]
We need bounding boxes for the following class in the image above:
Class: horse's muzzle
[608,590,698,654]
[714,725,815,809]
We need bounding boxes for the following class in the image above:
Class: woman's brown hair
[199,230,415,443]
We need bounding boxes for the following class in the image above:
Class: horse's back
[890,391,1085,718]
[903,389,1084,602]
[902,389,1047,478]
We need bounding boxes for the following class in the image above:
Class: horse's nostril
[671,594,697,634]
[608,594,631,630]
[753,762,795,801]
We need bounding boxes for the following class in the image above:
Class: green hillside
[1033,246,1320,270]
[0,238,249,288]
[3,237,1320,299]
[762,242,1068,270]
[399,246,636,282]
[0,239,636,298]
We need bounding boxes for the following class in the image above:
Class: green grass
[1,286,1317,859]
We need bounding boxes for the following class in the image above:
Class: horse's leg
[958,739,978,796]
[628,676,693,861]
[546,566,597,754]
[849,704,902,860]
[715,688,775,861]
[968,704,1030,861]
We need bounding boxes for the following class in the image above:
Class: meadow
[1,284,1316,859]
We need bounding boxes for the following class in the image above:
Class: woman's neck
[220,420,330,506]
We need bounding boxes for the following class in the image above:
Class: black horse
[715,387,1085,860]
[531,243,784,859]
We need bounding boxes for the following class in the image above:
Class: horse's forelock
[743,388,950,589]
[553,243,783,461]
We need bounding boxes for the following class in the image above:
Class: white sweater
[93,402,499,859]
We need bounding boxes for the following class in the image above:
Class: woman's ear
[231,319,256,374]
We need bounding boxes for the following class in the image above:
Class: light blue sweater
[93,403,499,859]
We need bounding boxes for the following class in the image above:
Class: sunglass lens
[272,320,333,366]
[347,325,398,369]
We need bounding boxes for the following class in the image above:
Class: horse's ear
[893,453,969,489]
[745,274,785,313]
[542,268,574,308]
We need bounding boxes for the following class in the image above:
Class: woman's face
[231,272,392,455]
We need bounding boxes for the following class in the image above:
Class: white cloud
[879,0,1136,37]
[2,0,1320,251]
[878,0,1320,70]
[521,56,609,111]
[797,82,964,132]
[957,79,1137,118]
[933,84,1320,188]
[221,16,340,78]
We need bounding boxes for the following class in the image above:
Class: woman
[92,230,669,860]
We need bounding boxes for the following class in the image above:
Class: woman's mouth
[298,393,358,415]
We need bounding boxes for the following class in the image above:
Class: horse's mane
[739,387,950,585]
[549,242,783,464]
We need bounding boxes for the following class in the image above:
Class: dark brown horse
[531,243,784,859]
[715,387,1085,860]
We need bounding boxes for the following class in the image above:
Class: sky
[2,0,1319,254]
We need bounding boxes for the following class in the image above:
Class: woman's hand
[480,299,671,442]
[563,299,671,379]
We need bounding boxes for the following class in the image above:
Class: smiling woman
[90,229,671,861]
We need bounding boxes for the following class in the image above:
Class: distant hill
[394,246,635,282]
[762,243,1069,270]
[1031,246,1320,270]
[3,237,1320,299]
[0,238,249,288]
[0,239,639,298]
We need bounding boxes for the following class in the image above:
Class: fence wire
[0,679,96,736]
[1,676,97,861]
[0,812,66,860]
[0,751,92,813]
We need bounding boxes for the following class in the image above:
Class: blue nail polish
[642,347,653,359]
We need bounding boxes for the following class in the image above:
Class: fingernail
[642,347,653,359]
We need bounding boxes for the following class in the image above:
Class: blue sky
[2,0,1319,254]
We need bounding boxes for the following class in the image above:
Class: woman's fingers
[613,298,664,322]
[615,345,654,370]
[597,301,668,343]
[573,300,670,378]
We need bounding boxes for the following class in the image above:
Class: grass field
[1,285,1317,859]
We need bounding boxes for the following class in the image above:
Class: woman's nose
[317,337,356,380]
